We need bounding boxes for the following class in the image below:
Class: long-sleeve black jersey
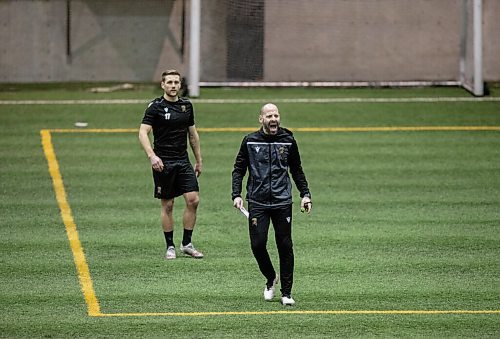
[232,127,311,207]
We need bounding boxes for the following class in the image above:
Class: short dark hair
[161,69,181,82]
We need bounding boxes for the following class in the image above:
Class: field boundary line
[2,97,500,105]
[42,128,500,317]
[40,129,102,317]
[97,310,500,317]
[47,126,500,134]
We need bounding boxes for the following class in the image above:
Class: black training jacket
[232,127,311,207]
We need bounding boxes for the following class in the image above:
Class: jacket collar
[259,127,284,140]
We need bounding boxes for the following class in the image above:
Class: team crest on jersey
[181,105,186,112]
[255,146,261,153]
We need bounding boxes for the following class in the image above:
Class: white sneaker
[180,243,204,258]
[165,246,176,260]
[281,296,295,306]
[263,275,279,301]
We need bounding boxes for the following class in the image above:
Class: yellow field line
[49,128,137,133]
[41,127,500,318]
[95,309,500,317]
[40,130,102,317]
[292,126,500,132]
[48,126,500,133]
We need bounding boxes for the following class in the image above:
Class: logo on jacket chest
[278,146,289,161]
[164,107,171,120]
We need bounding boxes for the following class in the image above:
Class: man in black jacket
[232,103,312,306]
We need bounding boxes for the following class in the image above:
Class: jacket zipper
[268,143,272,205]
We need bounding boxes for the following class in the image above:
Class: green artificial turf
[0,86,499,337]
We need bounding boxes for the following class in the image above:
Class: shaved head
[260,103,279,116]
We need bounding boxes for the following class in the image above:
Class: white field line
[47,126,500,134]
[1,97,500,105]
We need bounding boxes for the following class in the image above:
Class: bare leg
[161,198,175,232]
[179,191,204,257]
[182,191,199,230]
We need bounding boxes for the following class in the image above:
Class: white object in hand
[239,206,249,219]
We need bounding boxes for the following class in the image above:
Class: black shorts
[152,159,199,199]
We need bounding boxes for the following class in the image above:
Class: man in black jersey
[232,103,312,306]
[139,70,204,260]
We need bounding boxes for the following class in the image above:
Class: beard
[167,89,178,97]
[263,121,280,134]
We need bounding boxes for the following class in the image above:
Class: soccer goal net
[188,0,483,96]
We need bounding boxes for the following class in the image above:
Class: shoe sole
[181,251,203,259]
[281,297,295,306]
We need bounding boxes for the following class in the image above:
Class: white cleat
[180,243,204,258]
[263,275,279,301]
[281,296,296,306]
[165,246,176,260]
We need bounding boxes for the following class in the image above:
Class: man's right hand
[233,197,243,209]
[149,154,164,172]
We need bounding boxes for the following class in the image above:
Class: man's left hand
[300,197,312,214]
[194,162,202,177]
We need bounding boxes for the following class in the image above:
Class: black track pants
[248,203,294,296]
